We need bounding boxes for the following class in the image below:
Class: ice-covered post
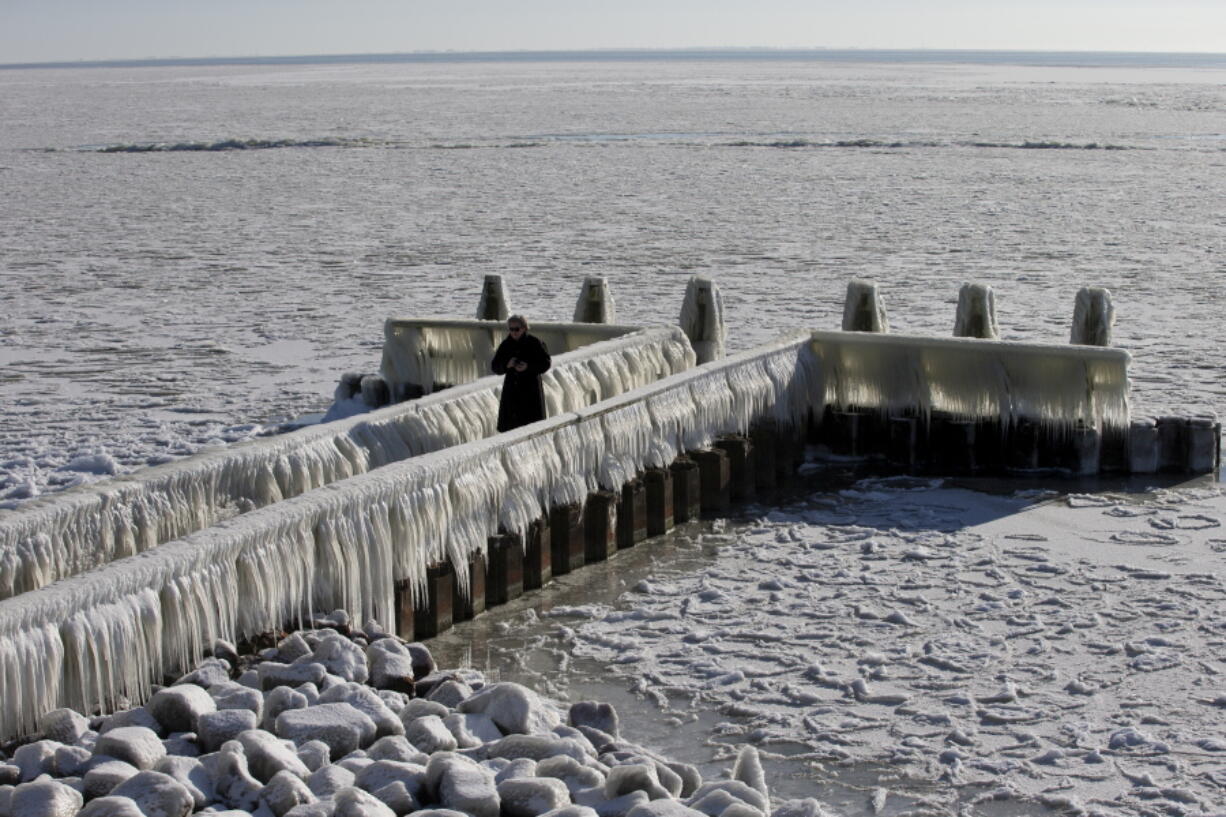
[1070,286,1114,346]
[953,283,999,339]
[476,274,512,321]
[841,279,890,333]
[679,275,727,364]
[574,276,616,324]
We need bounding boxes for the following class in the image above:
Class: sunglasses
[508,325,525,333]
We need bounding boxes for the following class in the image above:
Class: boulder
[13,739,61,781]
[263,686,310,732]
[297,740,333,772]
[366,736,428,765]
[426,680,473,709]
[488,734,590,763]
[443,712,503,749]
[210,681,265,717]
[175,657,231,688]
[313,635,369,684]
[95,726,167,770]
[78,795,145,817]
[82,759,141,799]
[238,728,312,783]
[154,755,215,810]
[458,682,560,735]
[333,785,396,817]
[368,651,416,693]
[537,756,606,794]
[370,779,418,814]
[100,707,164,737]
[198,708,259,753]
[148,685,216,733]
[211,744,264,812]
[259,661,329,691]
[261,769,317,817]
[404,715,458,754]
[318,682,404,739]
[605,764,670,800]
[354,759,428,801]
[9,779,83,817]
[308,764,356,798]
[38,708,90,745]
[568,703,619,739]
[110,770,195,817]
[498,776,572,817]
[276,703,378,759]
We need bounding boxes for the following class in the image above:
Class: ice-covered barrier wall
[808,329,1131,436]
[0,334,812,739]
[0,327,695,601]
[380,318,651,398]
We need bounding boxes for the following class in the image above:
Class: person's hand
[514,361,528,372]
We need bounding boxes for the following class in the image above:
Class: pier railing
[0,326,694,600]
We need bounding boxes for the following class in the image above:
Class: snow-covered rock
[149,684,217,733]
[95,725,168,770]
[155,755,215,810]
[199,709,260,753]
[333,785,396,817]
[8,778,83,817]
[110,769,195,817]
[78,795,146,817]
[458,683,560,736]
[238,729,312,783]
[498,776,572,817]
[275,703,377,759]
[260,769,317,817]
[38,708,90,745]
[404,715,458,754]
[83,758,141,798]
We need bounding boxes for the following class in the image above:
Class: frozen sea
[1,51,1224,815]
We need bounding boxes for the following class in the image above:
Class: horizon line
[4,46,1226,71]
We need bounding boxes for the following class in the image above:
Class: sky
[2,0,1225,64]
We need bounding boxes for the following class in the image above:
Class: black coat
[491,333,552,432]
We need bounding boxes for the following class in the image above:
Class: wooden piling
[549,503,585,575]
[930,415,976,474]
[1157,416,1187,473]
[691,448,731,518]
[1005,418,1040,471]
[749,422,778,493]
[714,435,755,503]
[523,515,552,590]
[486,534,524,607]
[643,467,674,536]
[887,415,919,470]
[616,478,648,549]
[669,457,701,524]
[454,554,486,621]
[1187,417,1220,474]
[1128,418,1159,474]
[584,490,619,562]
[408,562,453,639]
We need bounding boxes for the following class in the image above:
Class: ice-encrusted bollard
[549,504,585,574]
[669,456,701,523]
[584,490,619,562]
[842,279,889,333]
[616,478,647,549]
[953,283,999,339]
[476,274,512,321]
[574,276,617,324]
[1070,286,1114,346]
[679,275,726,364]
[642,467,674,536]
[360,375,391,409]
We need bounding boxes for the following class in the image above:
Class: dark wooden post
[454,553,487,621]
[486,534,524,607]
[643,467,674,536]
[691,448,730,518]
[714,435,755,503]
[669,456,701,524]
[584,490,618,562]
[410,562,453,639]
[523,515,552,590]
[550,504,585,574]
[616,478,648,548]
[749,422,778,494]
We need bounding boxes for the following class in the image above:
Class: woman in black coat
[491,314,552,432]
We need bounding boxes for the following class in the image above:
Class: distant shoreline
[4,47,1226,72]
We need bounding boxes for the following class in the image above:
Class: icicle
[476,274,512,321]
[841,279,890,332]
[573,277,617,323]
[1071,286,1115,346]
[679,276,727,364]
[953,283,999,340]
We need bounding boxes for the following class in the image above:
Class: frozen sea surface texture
[527,477,1226,816]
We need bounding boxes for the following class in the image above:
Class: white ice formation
[0,327,695,602]
[380,319,657,399]
[572,277,617,324]
[475,274,512,321]
[808,329,1131,436]
[952,282,999,340]
[840,279,889,333]
[1070,285,1115,346]
[678,276,726,365]
[0,335,812,739]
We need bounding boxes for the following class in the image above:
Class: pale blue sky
[3,0,1224,63]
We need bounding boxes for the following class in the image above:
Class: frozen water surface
[1,54,1223,814]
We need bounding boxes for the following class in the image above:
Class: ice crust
[573,278,617,325]
[380,319,654,399]
[678,277,726,365]
[0,327,694,602]
[808,329,1131,436]
[0,334,804,738]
